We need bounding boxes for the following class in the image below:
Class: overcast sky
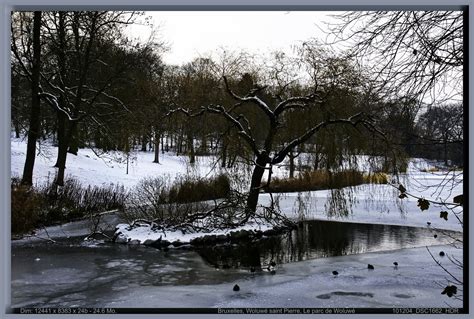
[128,11,339,65]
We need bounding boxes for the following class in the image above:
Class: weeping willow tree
[169,45,386,226]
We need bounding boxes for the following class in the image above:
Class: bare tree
[329,11,463,104]
[21,12,42,186]
[38,11,140,185]
[169,49,382,220]
[417,103,463,166]
[11,12,42,185]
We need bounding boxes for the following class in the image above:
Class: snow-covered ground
[11,137,463,241]
[10,137,217,188]
[258,184,462,232]
[11,137,463,220]
[114,220,273,245]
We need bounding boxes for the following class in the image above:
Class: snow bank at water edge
[113,219,275,247]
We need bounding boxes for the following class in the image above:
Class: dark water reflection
[197,220,459,269]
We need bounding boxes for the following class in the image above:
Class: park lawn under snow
[10,137,216,188]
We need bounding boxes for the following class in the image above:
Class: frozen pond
[197,220,454,269]
[11,220,462,308]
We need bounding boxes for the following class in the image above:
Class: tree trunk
[13,120,20,138]
[245,157,267,214]
[55,121,76,186]
[161,134,165,154]
[67,123,79,155]
[55,145,67,186]
[165,134,169,152]
[153,130,160,163]
[289,151,295,178]
[141,134,147,152]
[188,135,195,164]
[21,11,42,186]
[54,112,67,167]
[54,10,69,158]
[54,12,68,164]
[126,154,129,174]
[221,139,227,168]
[177,131,183,155]
[221,145,227,168]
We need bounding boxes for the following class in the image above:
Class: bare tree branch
[274,94,320,116]
[223,75,275,122]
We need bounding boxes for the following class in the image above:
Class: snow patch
[114,219,274,246]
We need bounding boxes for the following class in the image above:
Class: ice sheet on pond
[102,245,463,309]
[12,220,463,309]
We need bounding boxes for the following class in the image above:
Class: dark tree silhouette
[11,12,43,185]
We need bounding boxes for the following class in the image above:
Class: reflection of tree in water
[197,237,282,269]
[197,221,432,269]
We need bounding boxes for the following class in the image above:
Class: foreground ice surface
[104,245,463,308]
[12,215,464,309]
[11,240,462,309]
